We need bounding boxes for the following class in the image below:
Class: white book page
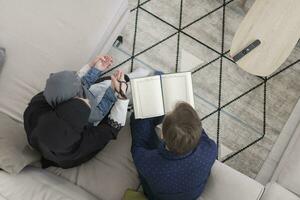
[131,76,165,119]
[161,72,194,113]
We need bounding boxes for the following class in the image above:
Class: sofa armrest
[199,161,264,200]
[261,182,300,200]
[256,99,300,185]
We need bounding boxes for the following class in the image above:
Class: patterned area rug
[107,0,300,178]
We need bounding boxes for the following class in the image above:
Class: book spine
[159,75,166,114]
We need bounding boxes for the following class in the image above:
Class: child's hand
[95,55,113,71]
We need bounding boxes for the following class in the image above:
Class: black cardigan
[23,92,120,168]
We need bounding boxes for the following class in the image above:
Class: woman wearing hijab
[23,55,152,168]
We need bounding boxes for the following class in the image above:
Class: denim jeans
[81,67,117,124]
[88,85,117,125]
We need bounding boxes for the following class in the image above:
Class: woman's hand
[89,55,102,67]
[95,56,113,71]
[89,55,113,71]
[111,70,127,99]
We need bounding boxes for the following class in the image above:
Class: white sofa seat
[0,111,265,200]
[45,114,264,200]
[0,167,98,200]
[261,182,300,200]
[199,161,264,200]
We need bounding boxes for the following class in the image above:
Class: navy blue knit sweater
[130,115,217,200]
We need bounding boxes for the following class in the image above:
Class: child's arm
[129,115,164,176]
[130,115,164,151]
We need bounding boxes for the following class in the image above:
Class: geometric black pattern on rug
[103,0,300,163]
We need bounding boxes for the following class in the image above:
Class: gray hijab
[43,71,84,107]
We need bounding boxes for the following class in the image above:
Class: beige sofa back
[0,0,128,122]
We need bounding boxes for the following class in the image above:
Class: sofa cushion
[0,167,98,200]
[47,118,140,200]
[0,112,40,174]
[261,182,299,200]
[277,122,300,196]
[0,0,127,122]
[256,99,300,185]
[198,161,264,200]
[48,120,266,200]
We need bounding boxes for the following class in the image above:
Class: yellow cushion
[123,189,147,200]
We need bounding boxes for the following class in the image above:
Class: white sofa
[0,114,265,200]
[256,99,300,200]
[0,1,290,200]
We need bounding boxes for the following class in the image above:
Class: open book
[131,72,195,119]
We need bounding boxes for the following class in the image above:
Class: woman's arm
[107,99,129,129]
[81,67,103,88]
[77,55,113,88]
[76,64,91,78]
[76,55,105,78]
[77,63,103,89]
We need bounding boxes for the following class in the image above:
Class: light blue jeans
[81,68,117,124]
